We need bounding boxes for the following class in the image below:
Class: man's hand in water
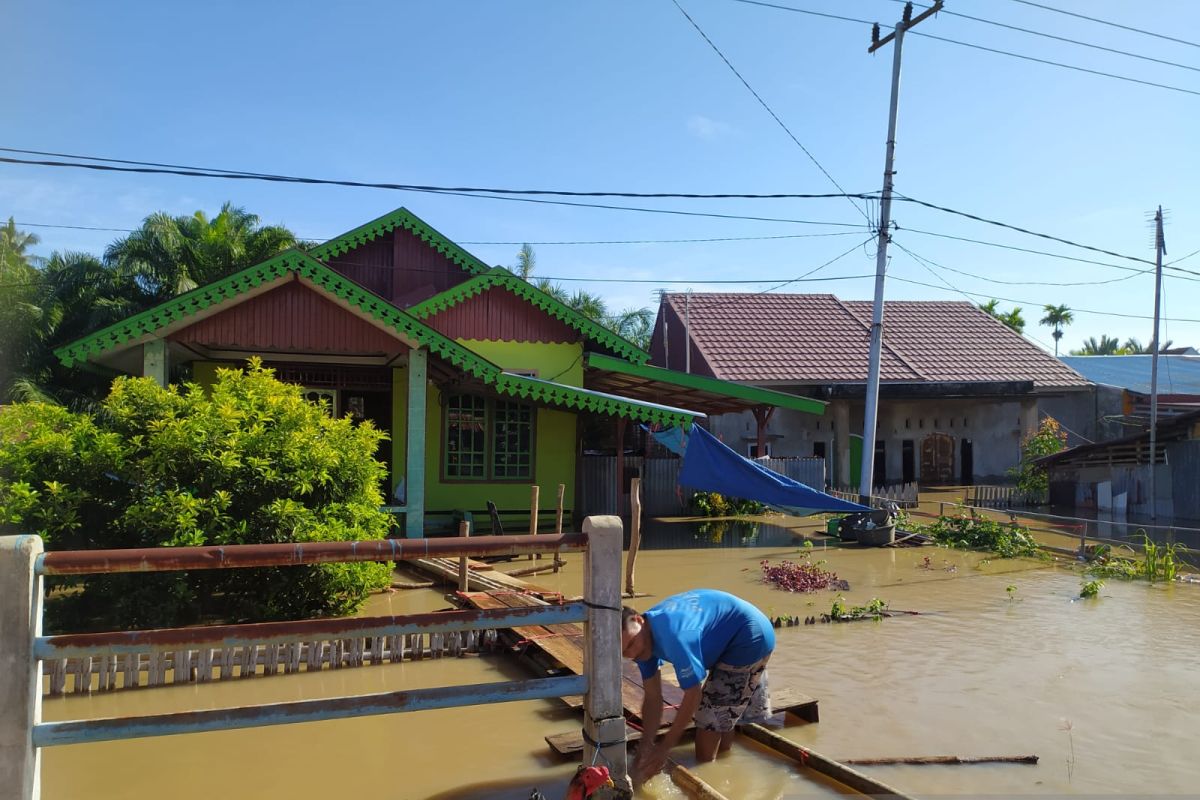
[634,741,669,782]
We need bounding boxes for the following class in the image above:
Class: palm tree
[515,243,535,280]
[1039,304,1074,356]
[979,299,1025,334]
[606,307,654,350]
[1071,335,1121,355]
[1120,337,1174,354]
[105,203,297,308]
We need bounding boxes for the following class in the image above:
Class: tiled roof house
[650,293,1090,486]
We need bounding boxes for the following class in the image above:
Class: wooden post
[740,724,917,799]
[554,483,565,573]
[625,477,642,596]
[614,418,627,517]
[529,485,540,560]
[669,759,731,799]
[458,520,471,592]
[0,535,44,800]
[581,516,629,792]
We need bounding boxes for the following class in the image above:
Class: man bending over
[620,589,775,781]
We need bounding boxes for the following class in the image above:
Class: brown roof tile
[662,293,1088,389]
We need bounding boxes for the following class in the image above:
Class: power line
[909,29,1200,98]
[1005,0,1200,51]
[891,236,1143,287]
[725,0,1200,97]
[887,0,1200,74]
[670,0,873,225]
[0,149,873,201]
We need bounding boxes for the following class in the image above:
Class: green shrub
[691,491,765,517]
[0,359,393,631]
[1086,535,1189,583]
[1007,417,1068,501]
[914,511,1040,558]
[1079,579,1103,599]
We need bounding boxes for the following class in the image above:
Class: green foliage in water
[828,596,888,621]
[1079,579,1104,599]
[1086,535,1190,584]
[1007,417,1067,500]
[691,490,765,517]
[0,359,393,631]
[914,512,1040,558]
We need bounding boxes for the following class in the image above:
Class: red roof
[657,293,1088,389]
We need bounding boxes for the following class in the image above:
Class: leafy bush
[914,512,1041,558]
[1008,417,1068,501]
[1085,535,1189,583]
[1079,579,1103,599]
[0,359,393,631]
[691,491,765,517]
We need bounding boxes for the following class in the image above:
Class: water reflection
[627,517,817,550]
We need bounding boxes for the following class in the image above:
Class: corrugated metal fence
[579,456,825,518]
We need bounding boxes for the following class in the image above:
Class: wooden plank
[545,688,820,756]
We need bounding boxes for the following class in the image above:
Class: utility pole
[857,0,942,505]
[1148,206,1166,521]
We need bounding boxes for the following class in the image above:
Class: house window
[444,394,535,481]
[749,443,772,458]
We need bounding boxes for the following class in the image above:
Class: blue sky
[5,0,1199,353]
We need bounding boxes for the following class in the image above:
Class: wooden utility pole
[1149,206,1166,521]
[858,0,942,505]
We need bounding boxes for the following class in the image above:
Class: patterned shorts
[694,656,772,733]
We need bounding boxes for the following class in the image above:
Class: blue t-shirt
[635,589,775,689]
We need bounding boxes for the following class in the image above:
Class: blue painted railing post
[0,535,44,800]
[581,516,629,793]
[405,348,427,538]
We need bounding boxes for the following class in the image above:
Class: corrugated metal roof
[1059,355,1200,395]
[660,293,1089,389]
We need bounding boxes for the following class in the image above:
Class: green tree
[1071,335,1121,355]
[1039,304,1074,356]
[1008,417,1068,501]
[105,203,297,307]
[1119,337,1173,354]
[980,299,1025,334]
[0,360,393,631]
[514,243,536,280]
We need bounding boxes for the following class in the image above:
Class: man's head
[621,605,653,661]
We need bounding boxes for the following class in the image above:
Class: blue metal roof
[1059,355,1200,395]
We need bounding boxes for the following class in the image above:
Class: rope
[581,599,623,612]
[580,726,627,752]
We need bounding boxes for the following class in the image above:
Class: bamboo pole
[625,477,642,596]
[842,755,1038,766]
[740,724,918,799]
[554,483,565,572]
[458,520,470,592]
[667,759,731,800]
[529,485,540,560]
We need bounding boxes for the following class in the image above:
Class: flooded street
[42,518,1200,798]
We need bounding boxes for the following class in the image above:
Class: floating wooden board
[544,688,819,756]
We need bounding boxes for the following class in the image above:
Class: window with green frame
[444,394,535,480]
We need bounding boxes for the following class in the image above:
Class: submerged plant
[826,596,888,622]
[1059,718,1076,782]
[912,511,1040,558]
[761,559,847,593]
[1079,579,1103,599]
[1085,533,1191,583]
[1006,584,1018,601]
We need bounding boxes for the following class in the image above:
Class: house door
[342,390,393,489]
[960,439,974,485]
[921,433,955,485]
[901,439,915,484]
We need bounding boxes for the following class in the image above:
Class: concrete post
[0,535,44,800]
[581,516,629,792]
[834,401,851,489]
[143,338,168,387]
[405,349,427,538]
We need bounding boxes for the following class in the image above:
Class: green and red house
[56,208,823,536]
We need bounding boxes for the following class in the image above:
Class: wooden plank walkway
[451,587,819,758]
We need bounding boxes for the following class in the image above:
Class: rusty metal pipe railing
[36,533,588,576]
[33,675,588,747]
[34,603,587,660]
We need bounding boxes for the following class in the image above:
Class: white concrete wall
[711,395,1040,484]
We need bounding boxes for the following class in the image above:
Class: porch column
[614,417,627,517]
[752,406,775,457]
[143,338,168,387]
[405,349,427,538]
[834,401,851,489]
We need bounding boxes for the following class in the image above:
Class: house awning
[498,372,704,428]
[584,352,825,416]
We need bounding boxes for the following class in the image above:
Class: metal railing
[0,519,630,798]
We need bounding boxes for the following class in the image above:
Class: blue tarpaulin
[674,425,870,516]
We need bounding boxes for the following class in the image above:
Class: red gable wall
[423,286,578,343]
[326,227,471,308]
[169,280,405,357]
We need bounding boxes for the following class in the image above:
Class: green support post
[405,349,427,538]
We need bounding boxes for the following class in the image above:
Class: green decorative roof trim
[586,352,827,415]
[408,268,650,365]
[54,250,496,380]
[310,207,490,276]
[496,373,701,428]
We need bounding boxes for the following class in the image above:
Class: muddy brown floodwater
[42,516,1200,799]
